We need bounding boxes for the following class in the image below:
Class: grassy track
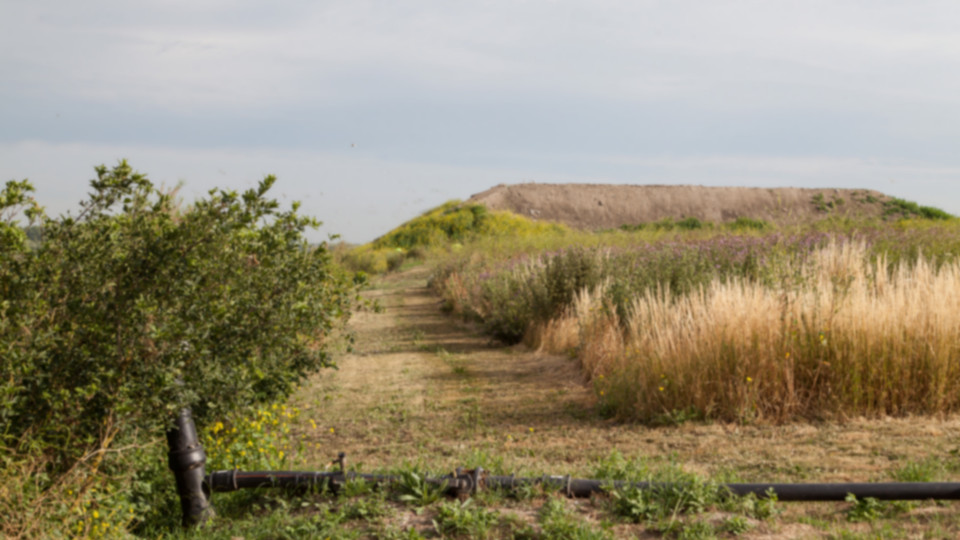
[196,264,960,538]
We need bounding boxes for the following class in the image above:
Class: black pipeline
[205,458,960,502]
[169,405,960,528]
[167,409,215,527]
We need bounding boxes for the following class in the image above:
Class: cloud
[3,2,960,235]
[6,1,960,112]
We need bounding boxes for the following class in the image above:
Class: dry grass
[286,265,960,538]
[536,242,960,422]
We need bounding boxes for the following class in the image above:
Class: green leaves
[0,161,358,533]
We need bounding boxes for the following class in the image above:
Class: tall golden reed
[539,242,960,422]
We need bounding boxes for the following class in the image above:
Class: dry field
[289,265,960,538]
[467,184,892,229]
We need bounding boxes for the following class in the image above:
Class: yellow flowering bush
[204,404,301,471]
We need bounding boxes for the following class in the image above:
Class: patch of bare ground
[467,183,893,229]
[290,265,960,538]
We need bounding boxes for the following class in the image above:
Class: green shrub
[676,217,705,230]
[620,218,710,233]
[340,246,408,274]
[0,161,356,536]
[373,201,567,251]
[473,248,606,343]
[727,217,770,231]
[883,198,953,220]
[478,271,536,343]
[342,201,566,276]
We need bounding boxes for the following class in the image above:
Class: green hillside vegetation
[375,201,569,249]
[618,216,772,233]
[883,197,954,220]
[341,201,569,274]
[342,195,954,277]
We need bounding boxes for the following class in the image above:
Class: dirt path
[289,265,960,536]
[292,265,598,473]
[295,265,960,479]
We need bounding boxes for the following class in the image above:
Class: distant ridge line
[465,183,894,229]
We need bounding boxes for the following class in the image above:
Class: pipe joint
[166,409,214,527]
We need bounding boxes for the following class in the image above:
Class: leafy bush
[203,404,300,471]
[0,161,356,536]
[340,201,567,276]
[676,217,705,230]
[726,217,770,231]
[621,217,710,232]
[340,245,409,274]
[374,201,566,249]
[883,197,953,220]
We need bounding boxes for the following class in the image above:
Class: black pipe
[206,466,960,501]
[207,469,467,497]
[485,476,960,501]
[167,409,214,527]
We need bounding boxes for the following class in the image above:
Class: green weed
[845,494,884,522]
[394,470,447,507]
[432,499,500,538]
[538,497,612,540]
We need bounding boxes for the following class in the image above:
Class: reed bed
[432,222,960,422]
[543,242,960,422]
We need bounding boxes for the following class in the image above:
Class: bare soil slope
[467,183,892,229]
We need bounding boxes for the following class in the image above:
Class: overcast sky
[3,1,960,242]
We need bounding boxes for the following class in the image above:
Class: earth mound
[465,183,893,229]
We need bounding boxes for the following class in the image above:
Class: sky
[3,1,960,243]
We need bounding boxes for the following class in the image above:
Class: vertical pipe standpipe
[166,408,214,527]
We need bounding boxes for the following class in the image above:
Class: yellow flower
[92,510,99,519]
[599,390,605,396]
[528,427,534,433]
[329,427,335,434]
[278,451,285,460]
[658,386,665,392]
